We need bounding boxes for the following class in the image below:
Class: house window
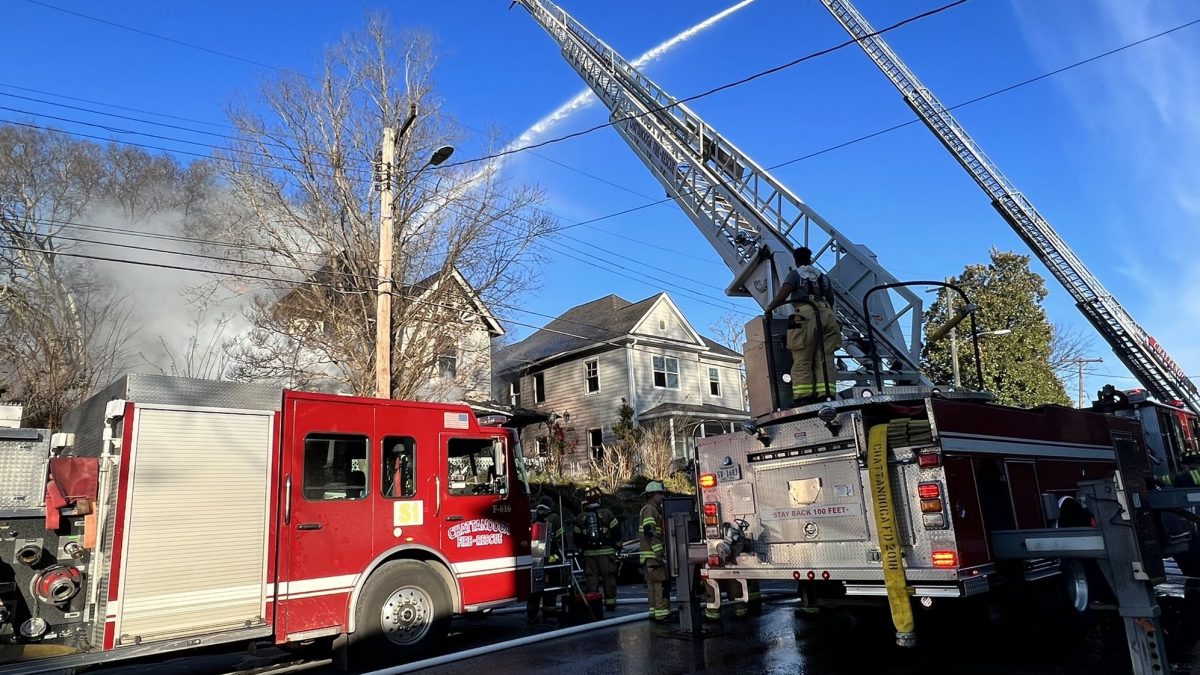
[533,372,546,403]
[437,354,457,380]
[536,436,549,457]
[658,319,667,330]
[302,434,368,501]
[509,380,521,407]
[709,367,721,396]
[585,359,599,394]
[652,355,679,389]
[588,428,603,462]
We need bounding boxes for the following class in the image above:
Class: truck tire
[350,560,451,666]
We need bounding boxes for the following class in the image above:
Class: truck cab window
[447,438,505,496]
[303,434,368,501]
[382,436,417,498]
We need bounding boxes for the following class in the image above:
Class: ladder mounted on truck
[820,0,1200,415]
[515,0,929,387]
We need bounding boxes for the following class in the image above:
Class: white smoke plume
[513,0,757,151]
[441,0,757,206]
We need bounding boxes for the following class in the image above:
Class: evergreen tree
[923,249,1070,407]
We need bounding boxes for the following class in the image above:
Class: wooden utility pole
[375,105,419,399]
[1070,357,1103,408]
[375,125,397,399]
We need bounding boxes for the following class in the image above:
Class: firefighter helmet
[583,486,602,506]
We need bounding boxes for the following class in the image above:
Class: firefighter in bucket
[574,487,620,612]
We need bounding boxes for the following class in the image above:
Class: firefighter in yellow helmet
[573,486,620,612]
[639,481,670,622]
[766,246,841,405]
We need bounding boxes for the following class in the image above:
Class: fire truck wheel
[352,560,450,663]
[1062,559,1089,613]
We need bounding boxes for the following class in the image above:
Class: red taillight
[920,498,944,513]
[917,482,941,499]
[917,452,941,468]
[703,502,719,527]
[699,473,718,489]
[703,503,718,516]
[932,550,958,568]
[707,555,723,567]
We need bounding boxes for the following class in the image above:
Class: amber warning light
[932,550,958,568]
[699,473,718,489]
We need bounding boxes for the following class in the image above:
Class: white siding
[515,348,629,468]
[632,299,700,345]
[117,408,274,643]
[631,348,704,411]
[698,356,747,412]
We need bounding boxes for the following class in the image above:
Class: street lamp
[948,328,1010,388]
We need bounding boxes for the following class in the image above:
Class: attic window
[658,319,667,330]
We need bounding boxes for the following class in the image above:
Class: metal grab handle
[445,515,464,522]
[435,476,441,516]
[284,476,292,525]
[296,523,322,531]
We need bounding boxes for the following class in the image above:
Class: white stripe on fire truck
[452,555,533,577]
[939,432,1115,460]
[274,574,359,599]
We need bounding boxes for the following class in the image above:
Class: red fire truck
[0,374,534,673]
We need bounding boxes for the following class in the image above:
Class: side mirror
[493,438,508,496]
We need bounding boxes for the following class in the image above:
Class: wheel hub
[380,586,434,646]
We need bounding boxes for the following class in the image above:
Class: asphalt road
[72,577,1200,675]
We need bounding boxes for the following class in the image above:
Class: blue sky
[5,0,1200,400]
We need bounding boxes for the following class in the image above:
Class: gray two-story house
[494,292,749,471]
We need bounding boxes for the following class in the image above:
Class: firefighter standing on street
[766,246,842,405]
[528,497,565,622]
[574,487,620,612]
[639,481,670,622]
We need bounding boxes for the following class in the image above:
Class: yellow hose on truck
[867,423,915,646]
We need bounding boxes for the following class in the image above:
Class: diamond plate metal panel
[89,458,120,648]
[62,375,282,457]
[0,429,50,512]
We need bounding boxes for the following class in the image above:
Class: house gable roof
[495,292,741,373]
[274,260,503,337]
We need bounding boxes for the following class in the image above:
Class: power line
[23,0,295,75]
[428,0,969,173]
[0,242,737,363]
[9,13,1197,301]
[0,81,236,130]
[23,0,967,177]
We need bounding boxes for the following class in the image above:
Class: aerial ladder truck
[820,0,1200,417]
[517,2,1200,673]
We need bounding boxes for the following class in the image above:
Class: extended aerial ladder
[820,0,1200,416]
[515,0,929,388]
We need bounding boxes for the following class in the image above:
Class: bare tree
[636,420,680,480]
[1050,322,1098,378]
[589,443,635,493]
[709,313,749,410]
[202,16,554,399]
[0,125,211,427]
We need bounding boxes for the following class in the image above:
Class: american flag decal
[444,412,470,429]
